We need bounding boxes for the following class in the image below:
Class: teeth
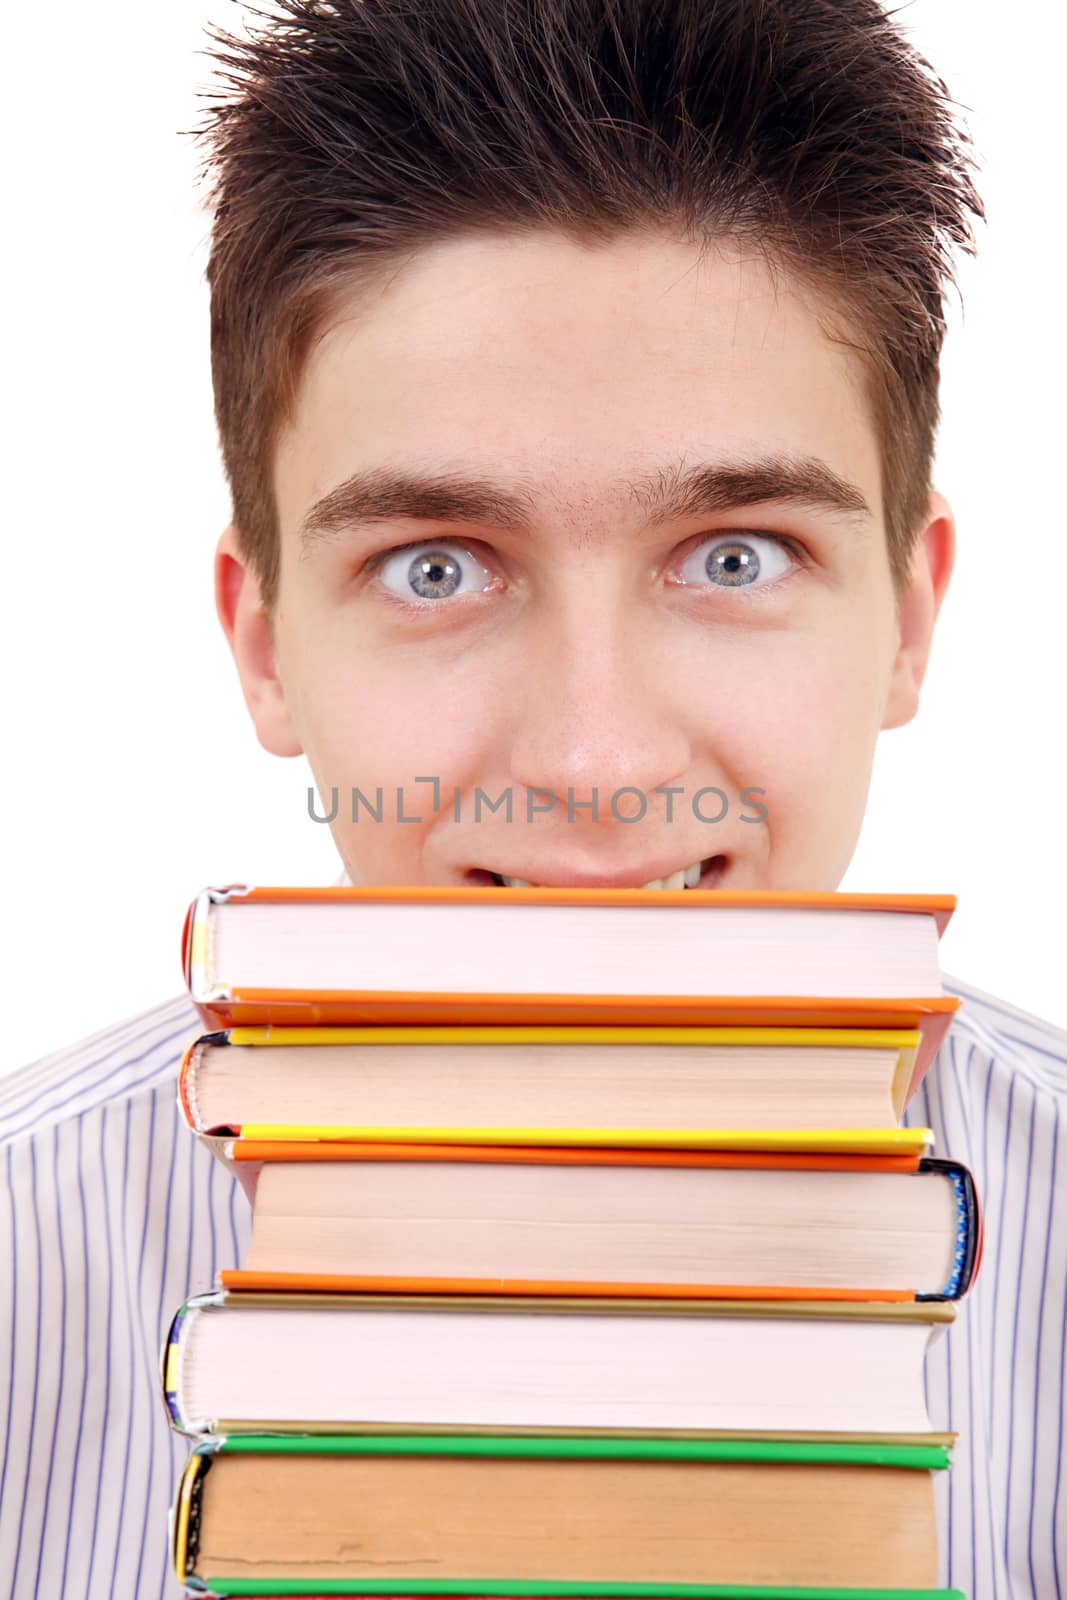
[496,860,706,890]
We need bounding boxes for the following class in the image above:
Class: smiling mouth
[463,855,730,891]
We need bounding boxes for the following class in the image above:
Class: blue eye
[376,541,494,603]
[678,533,795,590]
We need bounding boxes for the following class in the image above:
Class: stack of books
[163,883,980,1598]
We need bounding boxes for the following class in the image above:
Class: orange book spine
[196,989,956,1031]
[206,882,958,932]
[228,1138,922,1172]
[217,1268,915,1302]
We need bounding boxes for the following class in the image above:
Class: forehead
[273,230,882,541]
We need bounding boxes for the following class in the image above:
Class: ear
[880,491,956,732]
[214,524,304,757]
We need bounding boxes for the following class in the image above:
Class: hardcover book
[178,1024,925,1140]
[170,1433,950,1592]
[209,1143,981,1302]
[163,1292,957,1439]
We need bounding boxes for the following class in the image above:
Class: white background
[3,0,1064,1074]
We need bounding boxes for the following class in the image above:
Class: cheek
[290,639,491,792]
[708,632,885,824]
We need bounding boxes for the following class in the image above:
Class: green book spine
[182,1580,967,1598]
[202,1434,950,1471]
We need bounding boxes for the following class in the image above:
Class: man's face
[220,229,952,889]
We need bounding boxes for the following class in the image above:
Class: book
[211,1144,980,1302]
[170,1433,948,1591]
[182,887,958,1093]
[178,1024,923,1139]
[167,877,973,1597]
[163,1292,955,1439]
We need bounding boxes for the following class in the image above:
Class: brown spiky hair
[193,0,985,617]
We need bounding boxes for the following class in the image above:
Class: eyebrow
[298,453,874,553]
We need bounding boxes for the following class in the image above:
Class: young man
[1,1,1063,1595]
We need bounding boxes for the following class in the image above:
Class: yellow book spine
[170,1451,202,1583]
[227,1025,922,1048]
[237,1124,934,1153]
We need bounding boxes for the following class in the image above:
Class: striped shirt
[0,974,1063,1598]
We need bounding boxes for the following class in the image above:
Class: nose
[506,607,691,825]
